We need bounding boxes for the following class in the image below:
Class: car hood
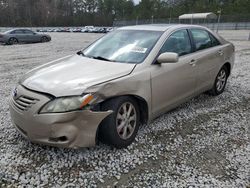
[21,55,136,97]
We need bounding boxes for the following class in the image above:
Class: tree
[0,0,249,27]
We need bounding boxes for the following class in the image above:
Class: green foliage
[0,0,249,26]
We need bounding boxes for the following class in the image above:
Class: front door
[23,29,38,42]
[151,29,198,117]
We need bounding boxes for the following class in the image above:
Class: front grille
[13,95,38,111]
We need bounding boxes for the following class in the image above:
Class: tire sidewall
[99,97,140,148]
[41,36,48,42]
[213,66,229,95]
[8,37,18,45]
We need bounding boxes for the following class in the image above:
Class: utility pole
[169,11,172,24]
[169,0,173,24]
[169,5,172,24]
[217,9,222,33]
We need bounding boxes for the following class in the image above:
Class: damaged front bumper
[9,85,112,148]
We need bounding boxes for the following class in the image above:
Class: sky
[133,0,141,5]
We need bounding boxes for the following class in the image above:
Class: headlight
[40,94,94,113]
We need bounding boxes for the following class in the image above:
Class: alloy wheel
[216,69,227,92]
[41,37,48,42]
[116,102,137,140]
[9,38,18,45]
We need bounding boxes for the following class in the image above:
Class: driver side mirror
[157,52,179,64]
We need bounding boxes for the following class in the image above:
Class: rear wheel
[98,96,140,149]
[209,66,229,96]
[8,37,18,45]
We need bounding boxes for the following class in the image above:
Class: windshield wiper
[76,51,85,56]
[92,56,112,62]
[77,52,113,62]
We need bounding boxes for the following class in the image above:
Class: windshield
[3,30,11,34]
[82,30,163,64]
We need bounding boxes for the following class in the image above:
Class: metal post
[151,15,154,24]
[248,32,250,41]
[169,7,172,24]
[216,9,222,33]
[136,16,138,25]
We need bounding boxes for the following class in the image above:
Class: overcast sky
[133,0,141,5]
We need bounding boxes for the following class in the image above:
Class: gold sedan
[9,25,235,149]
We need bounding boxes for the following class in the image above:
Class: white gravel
[0,31,249,187]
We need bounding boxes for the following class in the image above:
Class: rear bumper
[9,85,112,148]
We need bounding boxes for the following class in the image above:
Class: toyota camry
[9,24,235,149]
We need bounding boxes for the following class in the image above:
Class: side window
[209,33,221,47]
[24,30,34,34]
[11,30,23,34]
[190,29,212,51]
[160,29,192,56]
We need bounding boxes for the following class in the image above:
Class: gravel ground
[0,31,249,187]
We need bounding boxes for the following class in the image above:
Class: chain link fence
[113,15,250,30]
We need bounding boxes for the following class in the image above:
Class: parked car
[85,26,95,33]
[107,27,114,32]
[9,24,235,149]
[0,29,51,45]
[81,28,87,33]
[35,26,113,33]
[72,28,82,33]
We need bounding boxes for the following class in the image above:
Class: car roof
[118,24,207,32]
[5,28,32,33]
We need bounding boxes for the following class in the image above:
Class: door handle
[189,59,196,66]
[218,50,224,56]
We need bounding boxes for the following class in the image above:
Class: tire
[209,66,229,96]
[98,96,140,149]
[41,36,49,43]
[8,37,18,45]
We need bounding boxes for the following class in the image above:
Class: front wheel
[98,96,140,149]
[41,36,49,43]
[209,66,229,96]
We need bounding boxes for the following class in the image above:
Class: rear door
[151,29,198,116]
[189,29,225,92]
[10,30,25,42]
